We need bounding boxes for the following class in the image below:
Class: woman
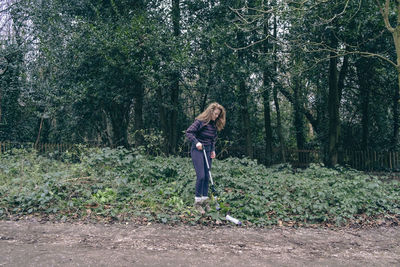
[185,102,226,214]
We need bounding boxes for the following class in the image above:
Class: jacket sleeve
[185,119,202,145]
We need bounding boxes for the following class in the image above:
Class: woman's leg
[201,149,212,198]
[191,147,213,213]
[191,146,206,199]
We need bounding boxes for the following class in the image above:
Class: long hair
[196,102,226,131]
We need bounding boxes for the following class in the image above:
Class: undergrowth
[0,147,399,227]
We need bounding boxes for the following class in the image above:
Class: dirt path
[0,219,399,267]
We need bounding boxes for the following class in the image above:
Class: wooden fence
[339,150,400,171]
[0,142,75,154]
[286,149,321,167]
[1,141,400,172]
[227,146,400,172]
[284,149,400,171]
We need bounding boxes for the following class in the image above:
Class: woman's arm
[211,127,217,158]
[185,119,202,145]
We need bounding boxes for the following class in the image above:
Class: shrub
[0,148,399,227]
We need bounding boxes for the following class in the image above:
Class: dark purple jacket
[186,119,217,151]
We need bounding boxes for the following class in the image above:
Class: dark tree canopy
[0,0,399,165]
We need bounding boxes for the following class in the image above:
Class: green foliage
[130,129,167,156]
[92,188,117,204]
[2,0,400,160]
[0,148,399,227]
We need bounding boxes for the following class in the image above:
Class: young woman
[185,102,226,213]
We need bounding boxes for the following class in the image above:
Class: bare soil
[0,219,400,267]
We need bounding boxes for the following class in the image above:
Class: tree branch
[375,0,395,33]
[225,34,275,51]
[316,0,352,25]
[279,85,318,130]
[0,1,17,14]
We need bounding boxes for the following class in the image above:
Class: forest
[2,1,400,229]
[1,0,399,167]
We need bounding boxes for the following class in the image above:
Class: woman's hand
[196,142,203,150]
[211,151,216,159]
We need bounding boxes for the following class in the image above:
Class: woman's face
[211,108,221,121]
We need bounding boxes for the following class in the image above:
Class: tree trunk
[169,0,181,154]
[201,63,212,112]
[0,87,2,124]
[263,8,273,166]
[338,54,349,103]
[108,102,130,148]
[157,86,169,154]
[263,77,273,165]
[35,116,44,147]
[272,12,285,162]
[293,77,306,150]
[325,39,348,166]
[273,85,285,162]
[326,45,339,167]
[237,30,253,158]
[393,72,400,148]
[376,1,400,148]
[99,110,113,146]
[356,58,371,149]
[133,82,144,146]
[239,79,253,157]
[169,76,179,154]
[392,12,400,150]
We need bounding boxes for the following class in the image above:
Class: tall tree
[375,0,400,148]
[261,0,273,165]
[292,75,306,150]
[233,0,254,158]
[271,12,285,162]
[169,0,181,154]
[326,30,340,166]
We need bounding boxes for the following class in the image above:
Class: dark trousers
[191,145,212,197]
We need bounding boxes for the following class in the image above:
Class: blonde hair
[196,102,226,131]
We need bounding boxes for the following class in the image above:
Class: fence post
[369,150,372,171]
[356,151,359,170]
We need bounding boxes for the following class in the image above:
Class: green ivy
[0,148,399,227]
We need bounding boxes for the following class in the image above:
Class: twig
[62,176,92,183]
